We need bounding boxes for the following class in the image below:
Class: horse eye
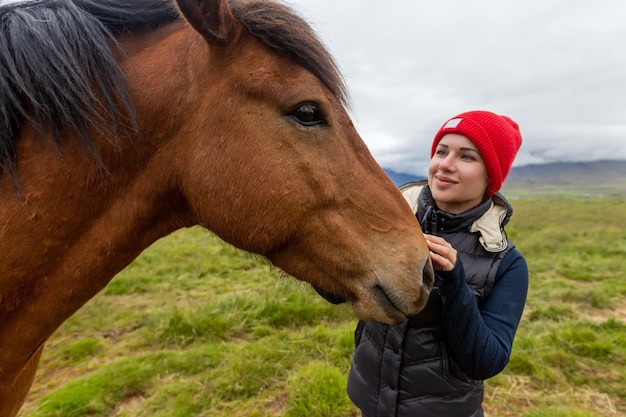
[289,103,326,126]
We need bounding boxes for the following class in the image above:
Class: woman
[347,110,529,417]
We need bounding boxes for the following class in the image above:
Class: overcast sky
[286,0,626,176]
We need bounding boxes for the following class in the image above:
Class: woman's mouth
[435,175,457,184]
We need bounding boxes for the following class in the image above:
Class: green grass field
[18,197,626,417]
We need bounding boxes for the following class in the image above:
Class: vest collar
[400,181,512,252]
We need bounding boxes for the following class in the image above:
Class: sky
[286,0,626,176]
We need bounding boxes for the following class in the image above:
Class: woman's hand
[424,234,457,271]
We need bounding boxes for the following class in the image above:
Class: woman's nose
[439,154,455,170]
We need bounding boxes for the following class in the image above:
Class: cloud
[287,0,626,175]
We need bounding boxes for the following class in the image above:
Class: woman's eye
[289,103,326,126]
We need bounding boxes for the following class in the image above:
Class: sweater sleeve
[437,248,528,380]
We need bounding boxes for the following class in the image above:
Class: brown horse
[0,0,435,415]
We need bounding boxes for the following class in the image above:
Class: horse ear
[175,0,239,44]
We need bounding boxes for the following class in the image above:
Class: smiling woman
[0,0,434,415]
[348,110,528,417]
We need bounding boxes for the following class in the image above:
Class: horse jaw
[266,236,435,324]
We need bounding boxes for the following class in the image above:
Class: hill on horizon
[384,159,626,197]
[383,168,424,186]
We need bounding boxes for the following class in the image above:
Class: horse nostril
[423,259,436,290]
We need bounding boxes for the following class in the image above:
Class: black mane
[0,0,178,183]
[0,0,346,184]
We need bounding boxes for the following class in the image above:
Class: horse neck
[0,22,214,367]
[0,114,190,365]
[0,136,193,393]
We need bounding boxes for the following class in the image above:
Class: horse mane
[0,0,347,183]
[230,1,347,104]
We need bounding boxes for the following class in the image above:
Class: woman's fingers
[424,234,457,271]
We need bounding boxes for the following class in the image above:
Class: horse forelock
[0,0,347,184]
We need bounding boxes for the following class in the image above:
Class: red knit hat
[431,110,522,197]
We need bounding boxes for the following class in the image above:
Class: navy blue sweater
[439,248,528,379]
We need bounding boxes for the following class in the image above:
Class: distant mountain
[384,160,626,197]
[503,159,626,196]
[505,159,626,186]
[383,168,424,186]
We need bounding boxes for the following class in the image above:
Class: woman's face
[428,133,489,214]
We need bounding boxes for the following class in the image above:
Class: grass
[18,197,626,417]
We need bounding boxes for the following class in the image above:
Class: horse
[0,0,435,415]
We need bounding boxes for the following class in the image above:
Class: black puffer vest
[347,182,514,417]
